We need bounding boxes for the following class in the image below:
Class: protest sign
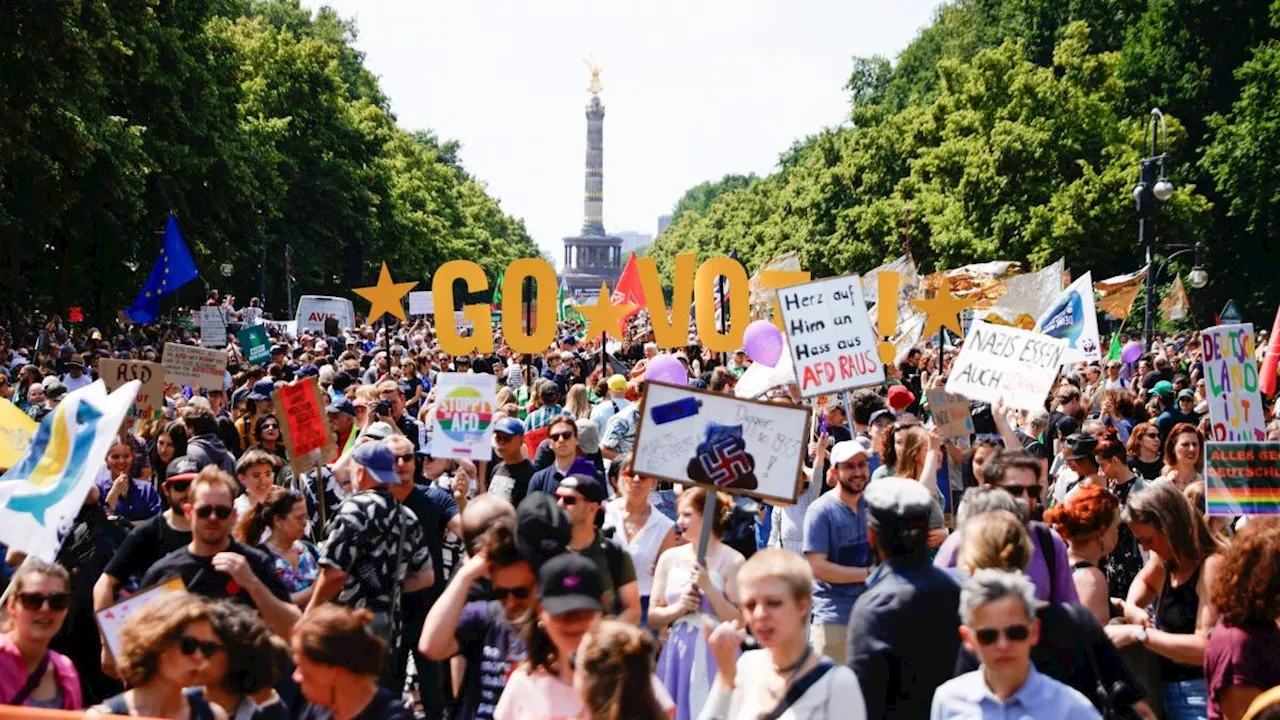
[1204,442,1280,516]
[0,399,37,470]
[777,275,884,397]
[99,359,166,419]
[273,377,335,476]
[1035,272,1101,364]
[454,310,473,333]
[946,321,1066,412]
[633,383,811,505]
[430,373,495,459]
[96,576,186,661]
[409,291,435,316]
[198,306,227,347]
[162,343,226,391]
[927,389,975,441]
[238,325,271,365]
[1201,323,1266,442]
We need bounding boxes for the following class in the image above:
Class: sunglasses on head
[17,592,70,612]
[549,431,575,442]
[195,505,233,520]
[177,635,222,658]
[998,484,1040,498]
[492,585,533,601]
[974,623,1031,646]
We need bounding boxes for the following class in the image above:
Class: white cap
[830,440,870,465]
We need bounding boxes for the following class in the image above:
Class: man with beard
[802,440,874,665]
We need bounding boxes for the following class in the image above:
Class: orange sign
[272,377,336,475]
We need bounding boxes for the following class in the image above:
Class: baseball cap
[887,385,916,410]
[1152,380,1175,400]
[248,380,275,401]
[607,374,627,393]
[494,416,525,436]
[559,351,575,361]
[868,408,895,427]
[515,493,571,571]
[165,456,201,483]
[574,419,601,454]
[830,440,870,465]
[270,344,287,356]
[351,440,400,485]
[538,553,603,617]
[1063,433,1099,461]
[326,397,356,417]
[296,364,319,378]
[559,473,606,503]
[864,477,935,526]
[1177,389,1195,401]
[361,421,396,441]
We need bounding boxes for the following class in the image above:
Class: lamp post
[1135,108,1175,350]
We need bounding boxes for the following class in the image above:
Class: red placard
[273,377,335,474]
[68,306,84,323]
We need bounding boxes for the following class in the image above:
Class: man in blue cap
[488,416,536,506]
[325,396,357,453]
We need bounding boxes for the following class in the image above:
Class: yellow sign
[911,277,978,339]
[574,282,635,342]
[0,398,37,470]
[354,262,418,324]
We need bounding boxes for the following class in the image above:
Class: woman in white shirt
[700,549,866,720]
[602,453,677,626]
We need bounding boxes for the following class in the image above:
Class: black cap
[538,553,603,616]
[326,396,356,417]
[270,344,287,356]
[515,493,571,571]
[166,455,201,482]
[1063,433,1099,461]
[558,474,606,504]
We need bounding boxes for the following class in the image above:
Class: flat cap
[864,477,935,524]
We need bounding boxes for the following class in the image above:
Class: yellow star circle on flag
[573,282,635,342]
[910,277,977,339]
[354,262,418,324]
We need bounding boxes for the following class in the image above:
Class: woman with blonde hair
[872,423,947,546]
[565,383,592,419]
[574,620,670,720]
[0,559,82,709]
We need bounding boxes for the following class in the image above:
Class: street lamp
[1136,108,1174,349]
[219,262,234,278]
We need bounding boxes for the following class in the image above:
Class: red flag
[610,253,646,332]
[1261,303,1280,397]
[68,307,84,323]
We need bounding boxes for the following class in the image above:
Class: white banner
[162,343,227,391]
[429,373,496,459]
[199,307,227,348]
[1035,271,1101,364]
[409,291,434,316]
[1202,324,1266,442]
[777,275,884,397]
[946,321,1066,412]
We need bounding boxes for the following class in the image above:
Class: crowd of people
[0,305,1279,720]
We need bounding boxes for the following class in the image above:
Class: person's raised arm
[420,552,486,660]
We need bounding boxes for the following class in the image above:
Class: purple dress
[656,550,735,720]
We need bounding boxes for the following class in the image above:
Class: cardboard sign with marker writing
[927,388,975,441]
[273,377,336,475]
[945,321,1066,412]
[161,343,226,391]
[95,576,186,661]
[1204,441,1280,516]
[99,359,166,419]
[199,306,227,347]
[777,275,884,398]
[409,291,434,316]
[1201,324,1266,442]
[632,382,811,505]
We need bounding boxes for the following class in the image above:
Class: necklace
[773,644,812,675]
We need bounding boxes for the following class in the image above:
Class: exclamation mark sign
[876,271,900,365]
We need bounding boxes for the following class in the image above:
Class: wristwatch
[1136,627,1148,645]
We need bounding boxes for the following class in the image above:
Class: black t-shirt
[297,688,412,720]
[400,484,458,596]
[1129,456,1164,481]
[487,460,536,507]
[103,513,193,586]
[140,540,291,605]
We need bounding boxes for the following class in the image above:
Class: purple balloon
[645,354,688,386]
[743,320,785,367]
[1121,341,1142,364]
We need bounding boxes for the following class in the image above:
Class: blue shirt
[930,667,1101,720]
[802,490,871,625]
[97,476,162,522]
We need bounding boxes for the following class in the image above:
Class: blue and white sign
[1035,272,1101,364]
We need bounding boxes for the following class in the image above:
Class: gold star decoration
[573,282,635,342]
[354,262,418,324]
[910,277,978,339]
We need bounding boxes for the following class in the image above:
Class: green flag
[493,271,504,308]
[557,283,566,322]
[1105,332,1121,362]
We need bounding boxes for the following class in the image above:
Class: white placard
[454,310,473,333]
[199,307,227,347]
[429,373,496,459]
[409,291,434,316]
[95,577,186,660]
[777,275,884,397]
[162,342,227,390]
[633,383,811,505]
[946,321,1066,412]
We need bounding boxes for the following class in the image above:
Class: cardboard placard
[272,377,336,476]
[1204,441,1280,516]
[945,321,1066,412]
[1201,324,1266,442]
[409,291,434,316]
[161,343,226,391]
[98,359,166,419]
[199,307,227,348]
[777,275,885,397]
[95,577,186,661]
[926,388,975,441]
[430,373,495,459]
[632,382,811,505]
[237,324,271,366]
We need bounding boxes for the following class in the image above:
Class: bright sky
[300,0,944,266]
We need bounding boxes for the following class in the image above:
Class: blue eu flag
[124,215,200,323]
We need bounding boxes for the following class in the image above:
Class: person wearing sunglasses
[528,416,605,495]
[936,570,1104,719]
[0,558,82,709]
[89,592,226,719]
[140,468,300,640]
[249,413,287,465]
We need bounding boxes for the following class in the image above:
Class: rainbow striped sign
[1205,441,1280,516]
[430,372,496,459]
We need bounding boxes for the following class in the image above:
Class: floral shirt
[270,541,320,594]
[602,403,640,455]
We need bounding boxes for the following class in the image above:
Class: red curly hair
[1042,483,1119,543]
[1210,518,1280,627]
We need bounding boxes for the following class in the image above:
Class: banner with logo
[1035,271,1101,364]
[237,325,271,365]
[430,373,495,459]
[0,399,38,471]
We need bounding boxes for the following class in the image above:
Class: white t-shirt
[493,665,674,720]
[61,373,92,393]
[699,649,866,720]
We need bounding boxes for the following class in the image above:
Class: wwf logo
[1082,338,1097,355]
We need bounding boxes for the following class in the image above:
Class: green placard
[238,325,271,365]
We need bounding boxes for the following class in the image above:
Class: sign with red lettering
[273,377,335,475]
[99,360,166,419]
[1205,442,1280,515]
[1201,324,1265,442]
[161,343,226,391]
[777,275,884,398]
[946,321,1066,412]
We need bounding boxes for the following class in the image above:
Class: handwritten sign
[409,291,435,316]
[0,399,37,470]
[99,360,166,419]
[1204,442,1280,516]
[237,324,271,365]
[198,307,227,347]
[927,388,975,441]
[1201,324,1265,442]
[946,321,1066,412]
[95,576,186,661]
[633,383,811,505]
[273,377,335,475]
[161,343,226,391]
[777,275,884,398]
[430,373,495,459]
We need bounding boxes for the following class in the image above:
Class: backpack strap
[1032,521,1057,600]
[758,658,836,720]
[9,651,50,707]
[600,535,626,616]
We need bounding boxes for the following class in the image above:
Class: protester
[149,421,190,492]
[554,473,640,622]
[1205,519,1280,720]
[1042,483,1120,625]
[1161,423,1205,489]
[1095,430,1148,598]
[185,406,238,475]
[573,620,670,720]
[99,435,163,523]
[1126,421,1165,481]
[601,452,677,626]
[235,486,319,607]
[0,558,82,709]
[488,416,535,506]
[233,449,282,517]
[292,604,412,720]
[203,600,290,720]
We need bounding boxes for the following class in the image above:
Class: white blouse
[698,649,867,720]
[602,498,674,597]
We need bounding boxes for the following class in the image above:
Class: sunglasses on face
[998,484,1040,498]
[1144,432,1160,439]
[395,453,415,464]
[492,585,533,601]
[177,635,222,658]
[973,623,1031,646]
[260,423,279,430]
[195,505,233,520]
[165,480,192,493]
[555,494,579,506]
[17,592,70,612]
[549,432,574,442]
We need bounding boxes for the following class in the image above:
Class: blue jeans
[1162,678,1209,720]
